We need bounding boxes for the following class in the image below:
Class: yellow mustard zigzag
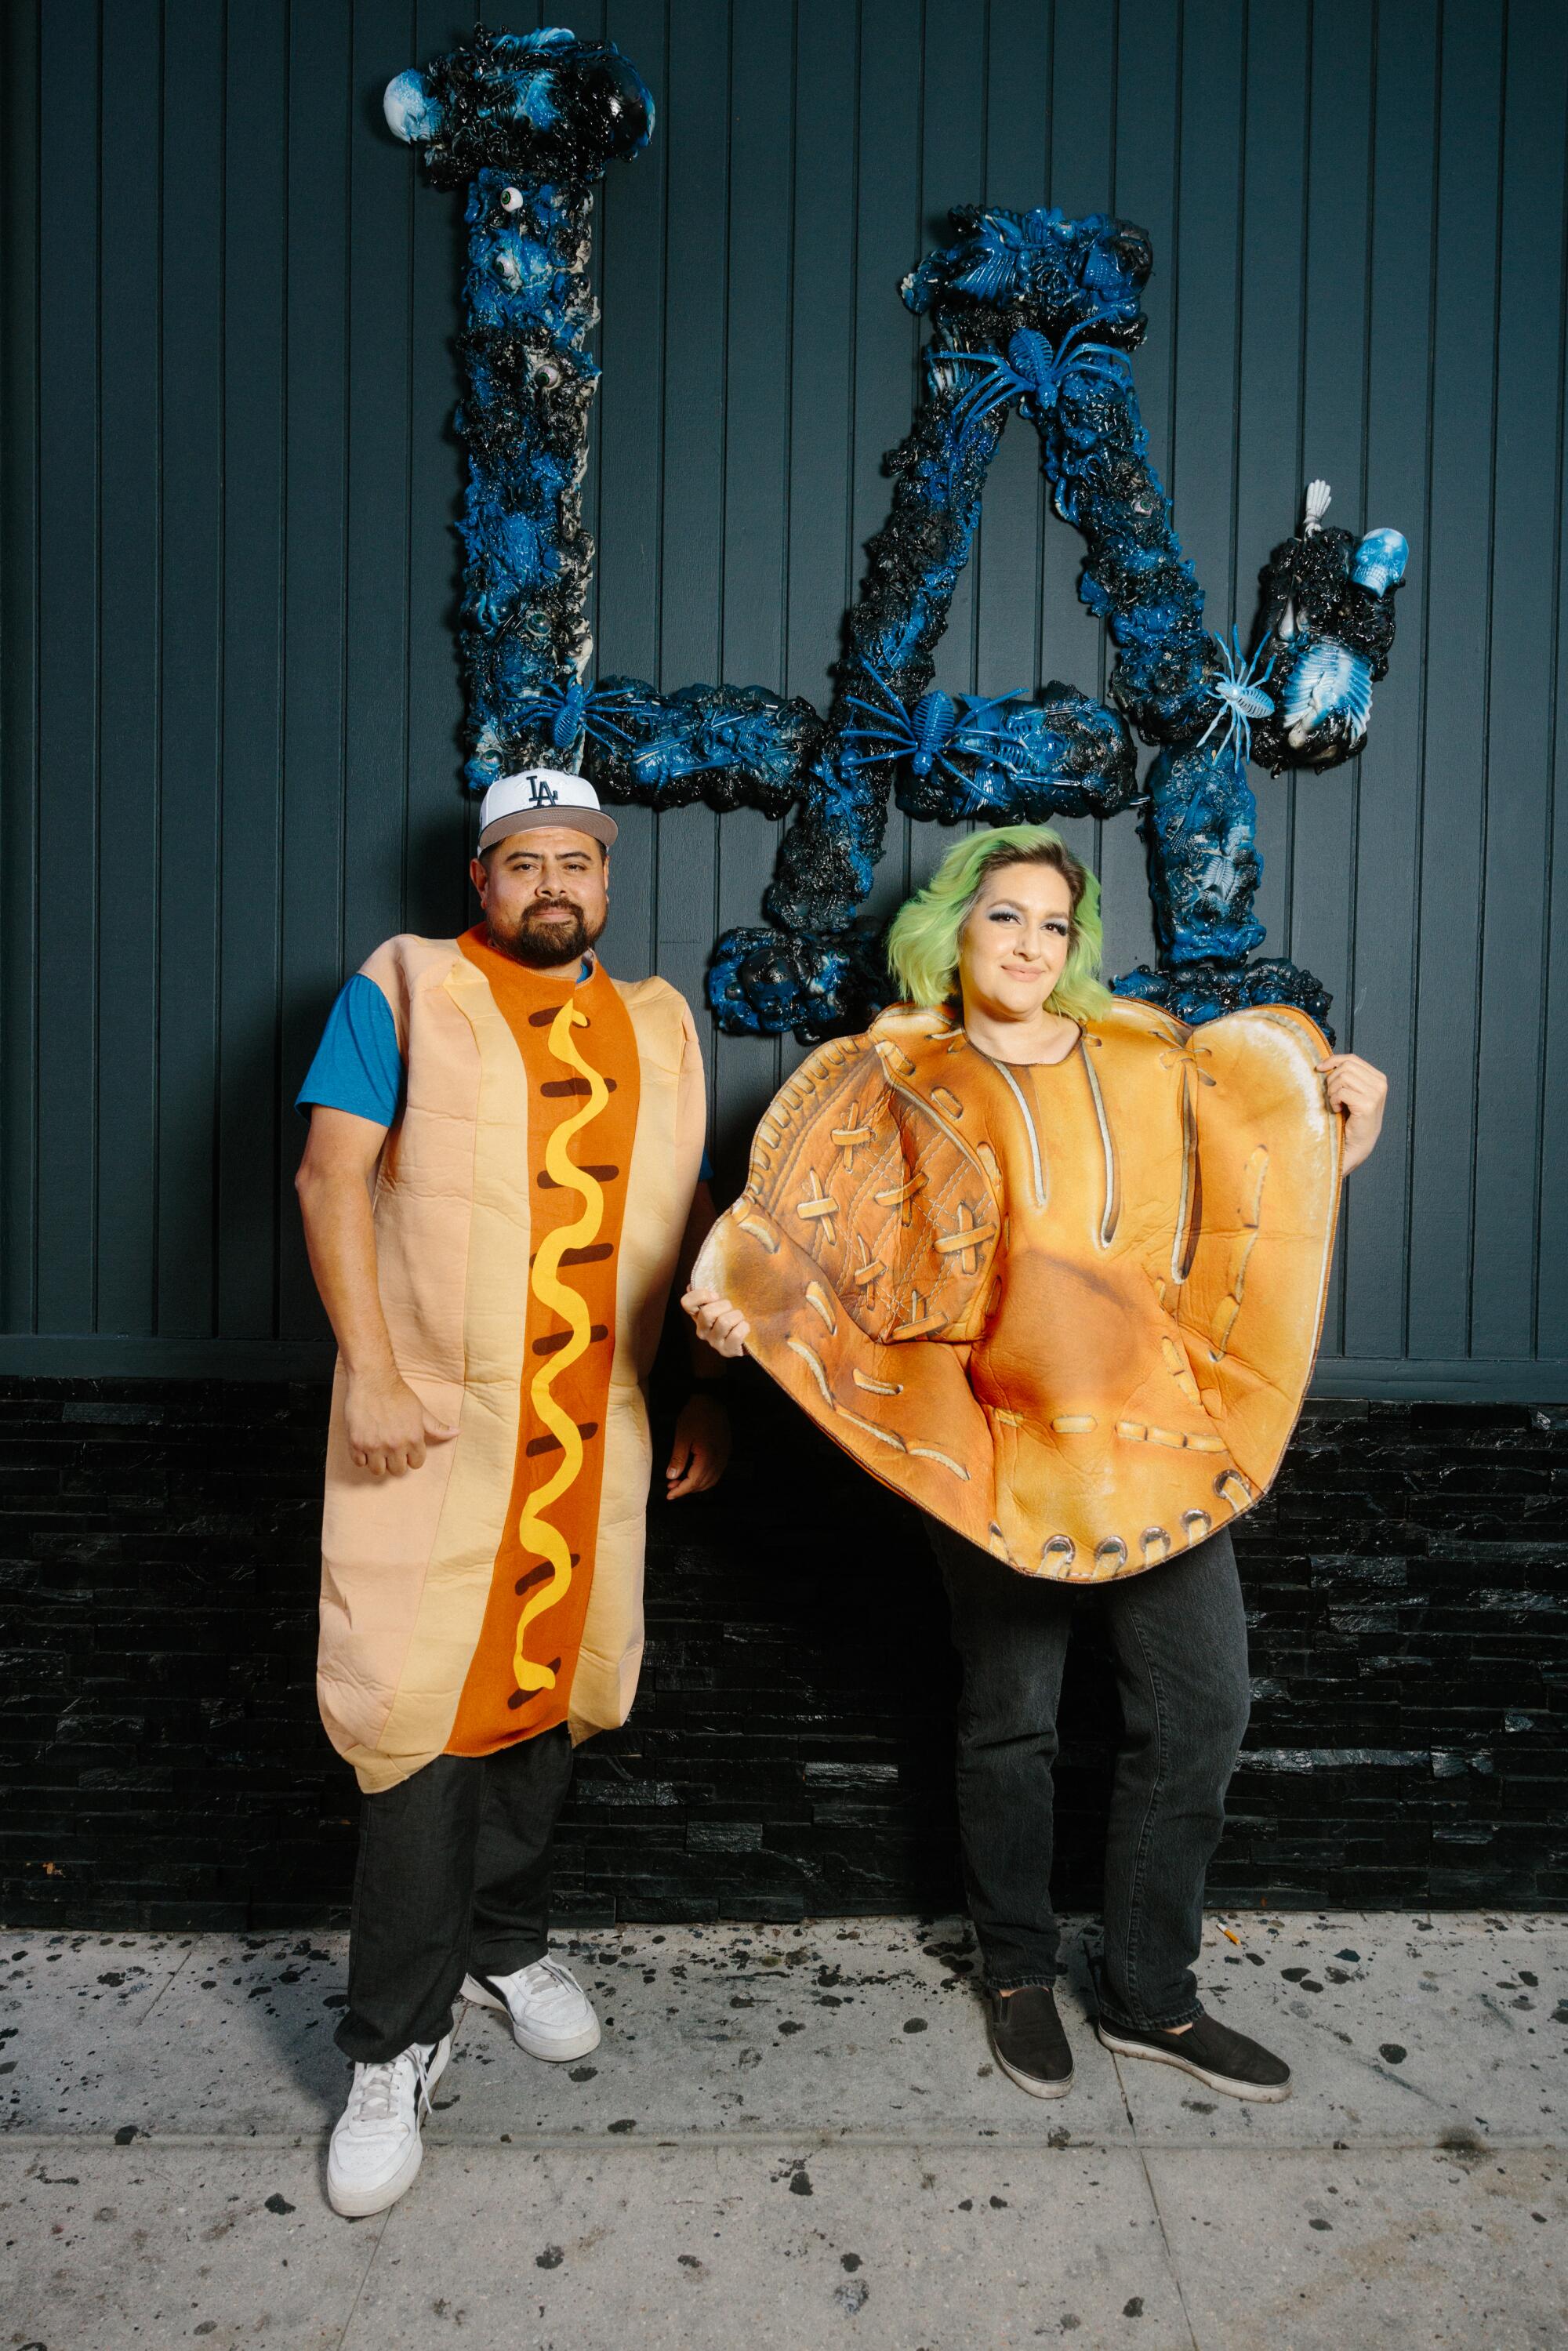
[514,1001,609,1695]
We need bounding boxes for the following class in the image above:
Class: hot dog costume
[695,996,1340,1576]
[317,926,704,1792]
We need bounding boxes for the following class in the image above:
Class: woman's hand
[681,1285,750,1359]
[1316,1052,1388,1176]
[666,1393,731,1498]
[343,1368,456,1476]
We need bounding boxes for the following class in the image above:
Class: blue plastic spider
[514,677,640,754]
[930,325,1132,441]
[840,663,1027,785]
[1196,629,1278,772]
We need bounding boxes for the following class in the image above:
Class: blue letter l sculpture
[387,26,1408,1042]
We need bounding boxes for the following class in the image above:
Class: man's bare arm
[295,1107,456,1478]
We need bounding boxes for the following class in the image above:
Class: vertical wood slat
[1468,0,1568,1357]
[94,0,163,1336]
[154,0,225,1337]
[1289,0,1377,1356]
[1536,88,1568,1360]
[710,0,796,1166]
[1537,497,1568,1355]
[1032,0,1112,923]
[275,0,353,1339]
[1104,0,1181,979]
[1,0,1564,1391]
[404,0,481,958]
[1038,0,1112,793]
[786,0,862,721]
[594,0,668,997]
[1230,0,1309,1031]
[974,0,1051,716]
[1405,0,1507,1363]
[768,0,858,1137]
[0,0,42,1333]
[652,0,729,1133]
[1340,0,1441,1364]
[1168,0,1243,683]
[850,0,924,927]
[216,0,289,1338]
[32,0,100,1335]
[1290,0,1375,993]
[341,0,414,973]
[922,0,989,710]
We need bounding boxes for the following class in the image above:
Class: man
[296,767,729,2216]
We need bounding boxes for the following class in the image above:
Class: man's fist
[344,1370,457,1476]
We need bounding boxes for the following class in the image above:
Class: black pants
[335,1724,575,2064]
[929,1518,1251,2030]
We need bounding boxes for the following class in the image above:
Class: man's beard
[487,899,604,970]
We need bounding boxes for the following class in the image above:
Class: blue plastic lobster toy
[386,26,1408,1042]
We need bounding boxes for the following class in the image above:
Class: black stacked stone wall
[0,1373,1563,1930]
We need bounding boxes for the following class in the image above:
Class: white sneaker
[460,1956,601,2061]
[326,2031,452,2217]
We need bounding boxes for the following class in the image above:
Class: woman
[685,823,1386,2104]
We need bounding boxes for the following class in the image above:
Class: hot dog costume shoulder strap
[695,996,1340,1580]
[316,931,704,1794]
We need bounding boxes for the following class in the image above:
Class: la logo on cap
[475,764,619,852]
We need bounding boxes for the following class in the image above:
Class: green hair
[884,823,1112,1021]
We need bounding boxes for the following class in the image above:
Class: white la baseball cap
[477,767,619,854]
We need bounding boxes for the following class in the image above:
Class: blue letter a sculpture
[387,26,1408,1041]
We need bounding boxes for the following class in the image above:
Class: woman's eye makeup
[985,905,1069,935]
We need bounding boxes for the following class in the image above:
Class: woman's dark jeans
[929,1518,1251,2031]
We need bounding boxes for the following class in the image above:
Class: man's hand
[344,1370,457,1478]
[681,1285,750,1359]
[666,1393,731,1499]
[1316,1052,1389,1176]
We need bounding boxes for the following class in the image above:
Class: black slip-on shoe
[989,1985,1074,2099]
[1096,2009,1291,2102]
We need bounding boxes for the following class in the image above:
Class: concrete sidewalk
[2,1910,1564,2349]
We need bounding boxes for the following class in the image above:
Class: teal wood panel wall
[2,0,1566,1395]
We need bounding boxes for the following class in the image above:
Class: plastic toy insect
[1196,629,1278,773]
[625,734,729,792]
[840,667,1035,789]
[514,677,640,755]
[942,207,1065,304]
[1280,640,1373,754]
[621,711,773,794]
[931,325,1132,440]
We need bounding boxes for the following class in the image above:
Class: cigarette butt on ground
[1220,1925,1241,1946]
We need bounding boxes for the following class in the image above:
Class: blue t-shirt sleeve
[699,1148,714,1185]
[296,974,405,1127]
